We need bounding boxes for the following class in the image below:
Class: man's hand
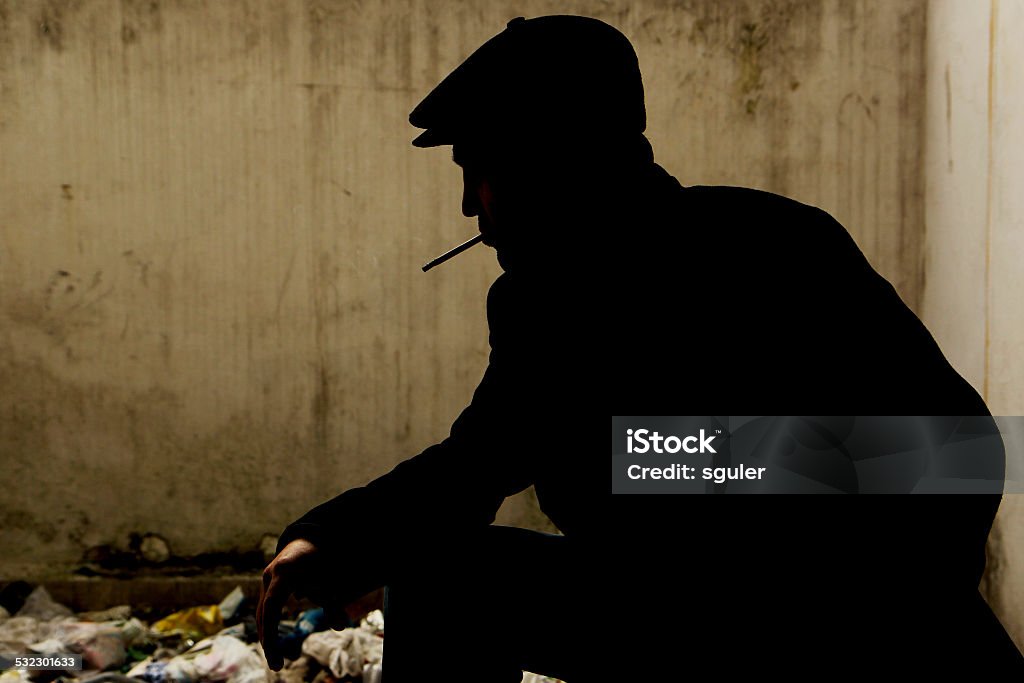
[257,538,350,671]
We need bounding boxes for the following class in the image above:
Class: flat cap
[409,15,646,148]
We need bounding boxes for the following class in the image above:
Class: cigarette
[422,234,485,272]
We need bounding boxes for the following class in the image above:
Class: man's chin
[495,246,513,272]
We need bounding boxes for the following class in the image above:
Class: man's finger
[256,577,265,661]
[258,574,290,671]
[256,568,275,653]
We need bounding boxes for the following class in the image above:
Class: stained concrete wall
[1,0,932,579]
[924,0,1024,652]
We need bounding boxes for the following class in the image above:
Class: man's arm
[275,354,536,558]
[276,273,535,568]
[259,276,535,668]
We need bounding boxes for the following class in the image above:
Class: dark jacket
[278,162,1023,673]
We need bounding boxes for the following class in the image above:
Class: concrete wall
[924,0,1024,652]
[0,0,931,577]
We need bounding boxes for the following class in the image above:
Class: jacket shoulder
[683,185,838,230]
[677,184,868,266]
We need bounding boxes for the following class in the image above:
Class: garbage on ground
[79,606,133,623]
[299,611,383,679]
[217,589,245,623]
[360,663,381,683]
[160,635,268,683]
[16,586,74,621]
[119,618,149,649]
[126,659,169,683]
[151,606,223,642]
[25,638,66,656]
[272,655,310,683]
[0,582,570,683]
[0,616,49,652]
[43,621,128,670]
[0,669,32,683]
[276,609,327,661]
[0,583,399,682]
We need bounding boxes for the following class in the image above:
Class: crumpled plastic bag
[119,617,148,648]
[217,587,244,622]
[163,635,270,683]
[300,611,384,679]
[361,610,383,636]
[0,616,44,650]
[44,621,127,670]
[15,587,73,621]
[362,663,382,683]
[152,606,223,641]
[26,637,67,655]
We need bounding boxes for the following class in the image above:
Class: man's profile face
[450,141,561,272]
[453,144,500,248]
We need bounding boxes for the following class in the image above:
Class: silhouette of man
[258,15,1024,679]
